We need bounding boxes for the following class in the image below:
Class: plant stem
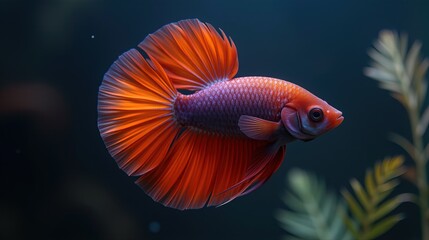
[408,105,429,240]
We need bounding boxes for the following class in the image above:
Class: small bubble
[91,35,95,39]
[148,221,160,233]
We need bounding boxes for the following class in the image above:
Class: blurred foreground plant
[275,169,352,240]
[277,157,407,240]
[342,156,411,240]
[365,30,429,239]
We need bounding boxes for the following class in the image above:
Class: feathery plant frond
[276,169,352,240]
[364,30,429,118]
[342,156,411,240]
[365,30,429,239]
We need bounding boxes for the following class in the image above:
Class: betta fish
[98,19,343,210]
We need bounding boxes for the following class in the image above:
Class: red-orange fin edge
[139,19,239,91]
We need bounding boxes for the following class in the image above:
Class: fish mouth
[323,112,343,130]
[336,114,344,123]
[333,114,344,128]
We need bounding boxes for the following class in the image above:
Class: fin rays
[137,131,286,210]
[139,19,238,91]
[98,48,180,177]
[98,19,286,210]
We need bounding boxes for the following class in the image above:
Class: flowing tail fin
[98,49,180,176]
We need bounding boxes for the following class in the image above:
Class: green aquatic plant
[364,30,429,239]
[342,156,410,240]
[277,157,407,240]
[276,169,352,240]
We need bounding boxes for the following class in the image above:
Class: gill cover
[281,107,314,141]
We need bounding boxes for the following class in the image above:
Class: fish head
[281,91,343,141]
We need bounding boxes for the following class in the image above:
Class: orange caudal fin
[139,19,239,91]
[98,48,180,177]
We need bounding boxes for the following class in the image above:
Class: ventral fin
[139,19,239,91]
[238,115,281,141]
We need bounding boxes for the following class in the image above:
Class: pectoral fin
[238,115,281,141]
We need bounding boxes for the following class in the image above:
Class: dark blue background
[1,0,428,239]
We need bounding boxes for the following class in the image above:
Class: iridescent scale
[174,77,300,135]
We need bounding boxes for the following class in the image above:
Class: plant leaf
[406,41,421,81]
[277,169,352,240]
[368,50,396,73]
[342,156,407,240]
[343,215,360,239]
[277,210,316,237]
[331,203,353,240]
[389,133,418,161]
[341,189,365,223]
[365,214,404,240]
[350,179,371,211]
[366,30,428,117]
[364,67,397,82]
[418,105,429,136]
[365,169,376,197]
[369,196,403,223]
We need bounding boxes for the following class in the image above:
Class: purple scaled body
[174,77,299,135]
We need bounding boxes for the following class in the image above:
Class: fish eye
[309,108,323,122]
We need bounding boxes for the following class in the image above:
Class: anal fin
[136,129,286,210]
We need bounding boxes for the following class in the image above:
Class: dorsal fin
[138,19,239,91]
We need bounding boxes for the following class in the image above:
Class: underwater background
[1,0,429,239]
